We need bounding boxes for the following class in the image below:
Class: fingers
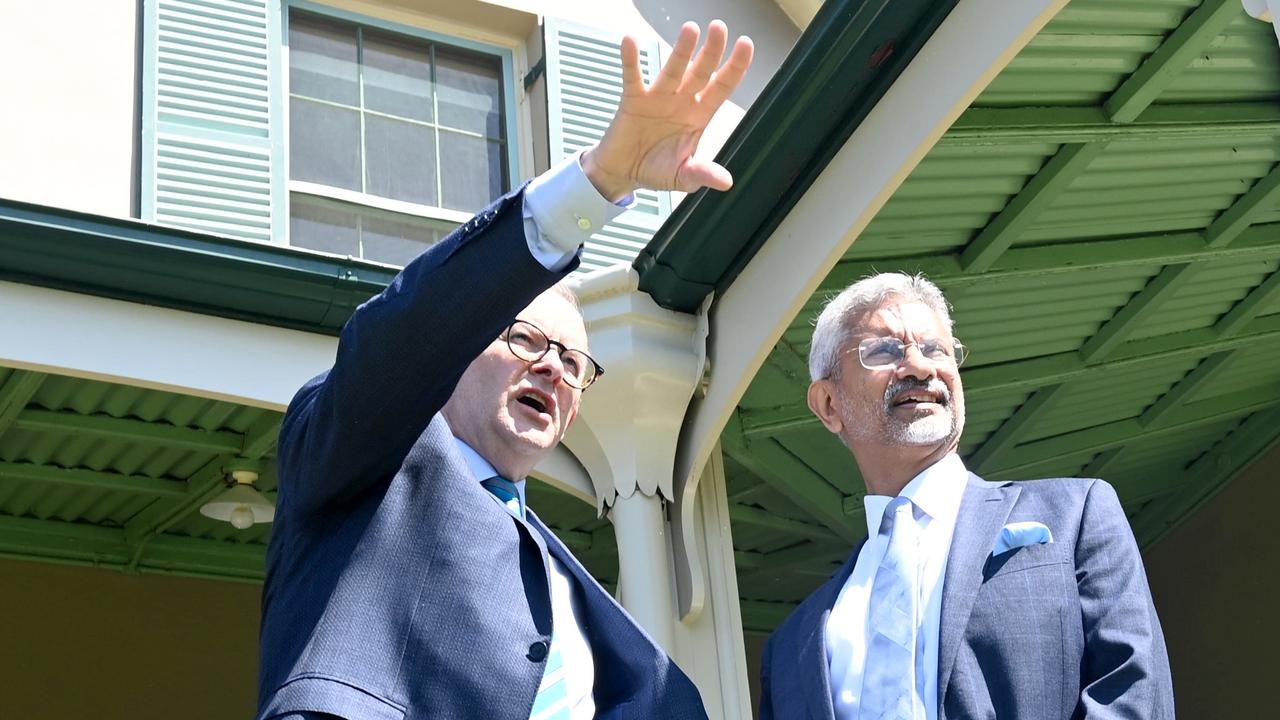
[620,35,644,93]
[650,22,699,94]
[678,159,734,193]
[696,35,754,111]
[680,20,727,95]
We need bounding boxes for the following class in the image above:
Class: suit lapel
[936,474,1019,704]
[778,541,863,720]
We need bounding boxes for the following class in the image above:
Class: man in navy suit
[759,273,1174,719]
[256,21,753,720]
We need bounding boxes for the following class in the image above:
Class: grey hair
[543,281,582,315]
[808,272,954,381]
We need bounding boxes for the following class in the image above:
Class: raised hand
[582,21,754,202]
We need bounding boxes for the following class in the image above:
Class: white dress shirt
[826,453,969,720]
[455,439,597,720]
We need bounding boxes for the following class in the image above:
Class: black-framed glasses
[854,336,968,370]
[502,320,604,390]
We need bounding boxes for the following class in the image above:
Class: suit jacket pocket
[260,675,406,720]
[983,541,1067,582]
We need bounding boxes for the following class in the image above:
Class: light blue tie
[481,477,571,720]
[860,496,925,720]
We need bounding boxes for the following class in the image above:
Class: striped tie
[481,477,571,720]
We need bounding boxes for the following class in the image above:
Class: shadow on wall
[1143,441,1280,718]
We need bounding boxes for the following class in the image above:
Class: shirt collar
[453,436,528,509]
[862,452,968,536]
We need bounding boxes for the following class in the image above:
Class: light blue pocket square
[992,521,1053,555]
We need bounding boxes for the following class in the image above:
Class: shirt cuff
[522,151,634,272]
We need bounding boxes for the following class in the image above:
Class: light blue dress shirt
[825,453,969,720]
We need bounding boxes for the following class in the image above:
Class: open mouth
[515,388,552,416]
[888,383,948,411]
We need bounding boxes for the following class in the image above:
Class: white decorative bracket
[1243,0,1280,46]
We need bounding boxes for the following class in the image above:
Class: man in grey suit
[257,21,753,720]
[759,273,1174,719]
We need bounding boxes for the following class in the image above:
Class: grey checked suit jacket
[759,474,1174,720]
[256,187,708,720]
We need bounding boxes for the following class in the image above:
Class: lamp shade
[200,483,275,529]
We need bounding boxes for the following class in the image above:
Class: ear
[807,379,845,435]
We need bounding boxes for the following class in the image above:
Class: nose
[529,347,566,384]
[895,342,936,381]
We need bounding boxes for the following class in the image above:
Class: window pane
[289,14,358,105]
[436,46,503,138]
[291,97,361,190]
[291,198,359,255]
[440,132,504,212]
[364,30,433,122]
[366,115,437,205]
[361,212,451,266]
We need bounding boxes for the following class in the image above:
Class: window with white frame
[287,10,511,266]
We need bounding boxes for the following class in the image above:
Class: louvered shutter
[544,18,671,274]
[140,0,284,243]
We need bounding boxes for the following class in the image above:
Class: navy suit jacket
[760,474,1174,720]
[257,187,707,720]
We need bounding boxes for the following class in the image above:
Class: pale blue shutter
[543,18,671,273]
[141,0,284,243]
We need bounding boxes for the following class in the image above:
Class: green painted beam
[0,370,46,436]
[1203,163,1280,247]
[959,142,1108,273]
[740,313,1280,437]
[0,513,265,582]
[728,504,841,543]
[11,408,244,454]
[123,457,229,548]
[1082,448,1124,478]
[1078,263,1202,364]
[1140,350,1236,427]
[1132,406,1280,547]
[1216,269,1280,336]
[1104,0,1242,123]
[241,413,283,459]
[820,223,1280,294]
[969,383,1067,474]
[722,416,861,543]
[0,461,187,498]
[944,103,1280,145]
[735,547,843,578]
[985,385,1280,480]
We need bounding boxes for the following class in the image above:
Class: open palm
[583,21,754,200]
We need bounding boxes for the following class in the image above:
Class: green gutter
[634,0,960,313]
[0,198,396,335]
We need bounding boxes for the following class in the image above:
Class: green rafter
[0,370,46,436]
[0,461,187,497]
[241,413,283,459]
[944,103,1280,145]
[122,457,230,550]
[1104,0,1242,123]
[1216,268,1280,336]
[820,223,1280,294]
[728,504,841,543]
[1082,448,1125,478]
[11,409,244,454]
[1140,350,1237,427]
[1131,406,1280,546]
[0,514,264,582]
[722,416,860,543]
[959,142,1107,273]
[985,385,1280,480]
[1078,263,1202,364]
[1204,163,1280,247]
[741,599,798,633]
[968,383,1067,474]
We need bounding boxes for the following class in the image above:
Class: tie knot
[879,496,916,537]
[482,476,524,518]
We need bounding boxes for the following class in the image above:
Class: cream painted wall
[0,0,138,219]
